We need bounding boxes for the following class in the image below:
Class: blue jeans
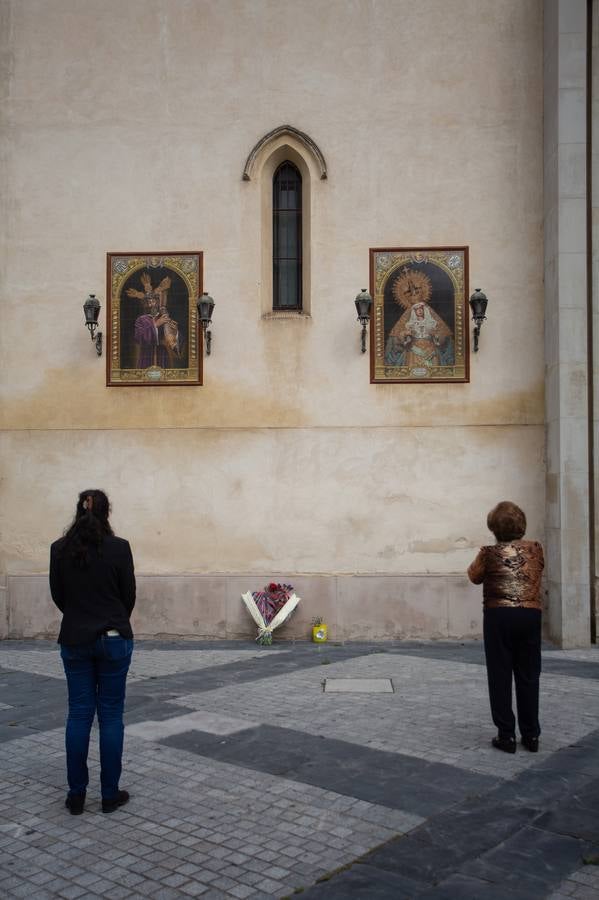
[60,635,133,800]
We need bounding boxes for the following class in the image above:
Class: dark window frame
[272,161,302,311]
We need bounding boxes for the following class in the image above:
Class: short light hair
[487,501,526,542]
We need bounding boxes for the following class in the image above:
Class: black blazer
[50,535,136,645]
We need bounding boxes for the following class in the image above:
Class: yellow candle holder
[312,622,328,643]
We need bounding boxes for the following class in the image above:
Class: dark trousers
[483,607,541,740]
[61,635,133,800]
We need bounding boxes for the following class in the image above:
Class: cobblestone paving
[0,647,287,683]
[2,729,419,899]
[542,650,599,663]
[549,862,599,899]
[1,640,598,899]
[171,652,599,777]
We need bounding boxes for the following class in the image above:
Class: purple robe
[134,315,168,368]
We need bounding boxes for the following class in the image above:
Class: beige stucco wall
[0,0,545,639]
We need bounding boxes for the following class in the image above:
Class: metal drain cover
[323,678,394,693]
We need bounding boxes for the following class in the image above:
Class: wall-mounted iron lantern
[469,288,488,352]
[197,292,215,356]
[83,294,102,356]
[355,288,372,353]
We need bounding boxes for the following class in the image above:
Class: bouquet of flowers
[241,582,301,645]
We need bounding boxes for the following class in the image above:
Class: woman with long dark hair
[50,490,135,814]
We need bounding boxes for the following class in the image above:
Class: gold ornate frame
[107,251,203,386]
[370,246,469,384]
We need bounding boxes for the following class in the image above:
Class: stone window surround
[242,125,328,319]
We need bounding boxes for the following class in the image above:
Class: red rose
[268,582,278,592]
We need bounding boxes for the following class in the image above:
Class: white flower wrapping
[241,591,301,644]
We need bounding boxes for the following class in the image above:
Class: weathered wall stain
[1,425,545,575]
[0,367,307,431]
[1,374,544,430]
[408,538,481,554]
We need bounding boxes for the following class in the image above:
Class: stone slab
[0,583,7,640]
[417,873,544,900]
[446,577,483,638]
[127,710,257,741]
[535,797,599,843]
[336,576,449,641]
[460,826,596,887]
[409,798,542,857]
[161,722,495,818]
[132,576,227,639]
[299,863,423,899]
[6,576,60,639]
[363,834,469,885]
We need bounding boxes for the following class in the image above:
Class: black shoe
[521,736,539,753]
[102,790,130,814]
[65,794,85,815]
[492,736,516,754]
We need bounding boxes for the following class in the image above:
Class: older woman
[468,501,544,754]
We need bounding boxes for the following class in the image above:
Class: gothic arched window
[273,162,302,310]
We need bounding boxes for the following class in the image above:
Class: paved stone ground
[1,639,598,899]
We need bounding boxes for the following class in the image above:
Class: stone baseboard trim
[0,573,484,641]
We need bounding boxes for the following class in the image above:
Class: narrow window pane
[274,259,299,308]
[273,162,302,310]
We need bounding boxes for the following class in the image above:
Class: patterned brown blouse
[467,540,544,609]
